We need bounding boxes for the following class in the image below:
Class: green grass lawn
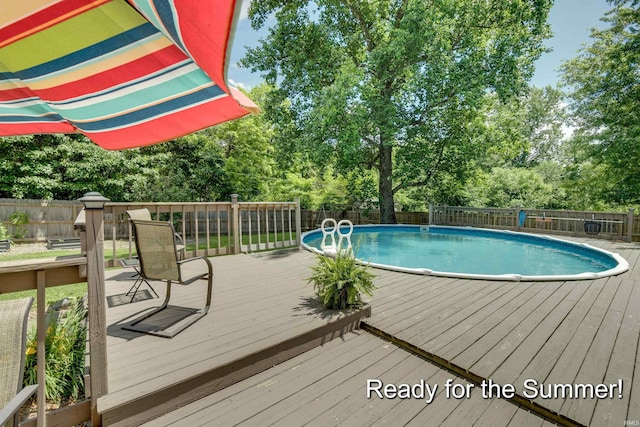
[185,232,297,251]
[0,246,130,307]
[0,282,88,308]
[0,247,135,262]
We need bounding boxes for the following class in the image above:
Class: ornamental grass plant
[23,297,87,402]
[308,249,375,310]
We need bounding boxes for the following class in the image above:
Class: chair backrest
[131,219,180,282]
[0,297,33,421]
[126,208,152,221]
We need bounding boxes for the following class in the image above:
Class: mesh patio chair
[126,209,186,257]
[122,219,213,338]
[0,297,38,427]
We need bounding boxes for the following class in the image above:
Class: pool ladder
[320,218,353,256]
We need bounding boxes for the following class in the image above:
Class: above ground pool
[301,225,628,281]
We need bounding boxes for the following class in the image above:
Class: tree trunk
[379,142,396,224]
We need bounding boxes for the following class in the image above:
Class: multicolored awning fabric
[0,0,258,149]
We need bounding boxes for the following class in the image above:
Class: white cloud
[228,78,248,90]
[239,0,250,20]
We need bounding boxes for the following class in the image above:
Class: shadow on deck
[98,250,370,427]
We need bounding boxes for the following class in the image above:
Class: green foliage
[477,87,566,168]
[10,211,30,239]
[0,223,9,240]
[0,134,162,201]
[24,298,87,402]
[561,1,640,205]
[137,137,230,202]
[244,0,552,222]
[465,166,560,209]
[308,250,375,310]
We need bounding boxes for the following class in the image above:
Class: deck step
[100,305,370,427]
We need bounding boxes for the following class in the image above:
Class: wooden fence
[300,206,639,242]
[0,198,83,241]
[3,197,640,244]
[429,205,637,242]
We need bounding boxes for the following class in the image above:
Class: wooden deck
[100,236,640,426]
[140,331,552,427]
[98,251,370,426]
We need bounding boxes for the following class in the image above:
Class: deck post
[79,192,110,427]
[627,208,635,242]
[231,194,240,254]
[295,198,302,247]
[37,270,46,427]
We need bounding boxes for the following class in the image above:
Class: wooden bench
[46,237,81,250]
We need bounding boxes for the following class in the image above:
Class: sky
[227,0,613,91]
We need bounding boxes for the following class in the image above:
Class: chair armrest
[177,256,213,285]
[174,233,184,246]
[0,384,38,426]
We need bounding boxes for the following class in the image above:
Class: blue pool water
[302,225,628,281]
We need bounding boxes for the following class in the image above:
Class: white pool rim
[301,224,629,282]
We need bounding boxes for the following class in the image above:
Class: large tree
[561,0,640,205]
[242,0,551,222]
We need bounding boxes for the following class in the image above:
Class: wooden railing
[0,257,90,427]
[102,196,301,267]
[0,194,302,427]
[237,200,300,253]
[429,205,635,242]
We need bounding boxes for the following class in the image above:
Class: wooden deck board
[99,233,640,426]
[511,279,604,389]
[144,331,544,427]
[560,275,636,425]
[508,409,546,427]
[589,279,640,426]
[538,277,621,413]
[98,251,370,424]
[488,281,591,384]
[140,331,376,427]
[473,400,521,426]
[452,281,574,373]
[409,282,519,347]
[432,283,543,357]
[361,236,640,426]
[371,279,496,334]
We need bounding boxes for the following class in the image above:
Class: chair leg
[125,275,143,302]
[122,260,213,338]
[202,258,214,315]
[125,272,159,302]
[122,281,173,336]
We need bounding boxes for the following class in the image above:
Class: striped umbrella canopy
[0,0,258,150]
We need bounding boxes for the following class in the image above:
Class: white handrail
[320,218,353,255]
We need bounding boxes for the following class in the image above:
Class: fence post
[515,206,521,231]
[428,203,433,225]
[78,192,110,427]
[627,208,634,242]
[231,194,240,254]
[295,198,302,247]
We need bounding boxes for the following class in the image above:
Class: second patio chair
[126,208,186,257]
[123,219,213,338]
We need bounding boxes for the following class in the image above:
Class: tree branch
[392,138,450,194]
